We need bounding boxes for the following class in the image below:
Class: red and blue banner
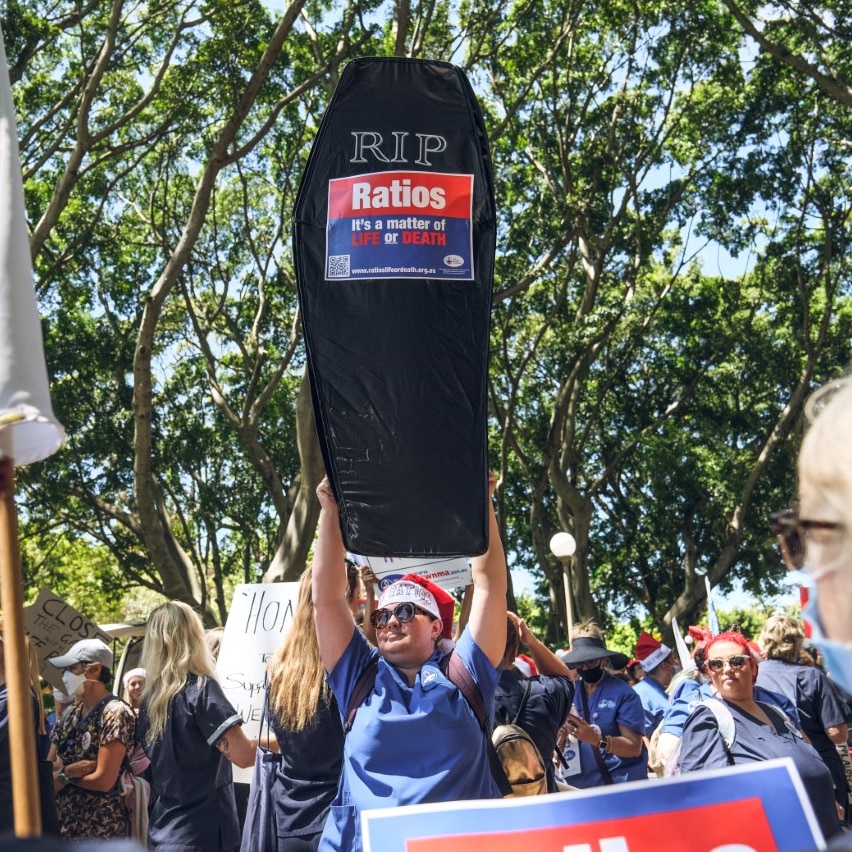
[326,171,474,280]
[361,760,824,852]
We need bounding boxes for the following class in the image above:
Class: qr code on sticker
[327,255,350,278]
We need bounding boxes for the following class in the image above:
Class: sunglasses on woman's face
[705,655,749,672]
[769,509,843,571]
[369,602,436,629]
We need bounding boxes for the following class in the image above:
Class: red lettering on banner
[404,798,774,852]
[328,171,473,219]
[352,232,381,246]
[401,231,447,246]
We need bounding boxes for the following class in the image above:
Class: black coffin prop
[293,58,495,557]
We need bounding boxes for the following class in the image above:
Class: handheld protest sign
[293,58,495,557]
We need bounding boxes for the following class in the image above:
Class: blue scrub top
[661,676,801,737]
[633,675,669,735]
[568,672,648,787]
[319,628,500,852]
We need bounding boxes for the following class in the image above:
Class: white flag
[671,616,695,672]
[705,575,721,635]
[0,23,64,465]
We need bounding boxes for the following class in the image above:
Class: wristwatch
[58,769,71,786]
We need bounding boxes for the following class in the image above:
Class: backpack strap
[512,679,533,726]
[443,651,512,796]
[344,657,379,733]
[698,698,736,751]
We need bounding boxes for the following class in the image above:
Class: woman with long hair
[249,565,345,851]
[139,601,255,852]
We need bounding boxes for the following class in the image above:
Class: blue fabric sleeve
[616,684,646,734]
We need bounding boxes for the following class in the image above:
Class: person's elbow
[826,723,849,744]
[85,771,122,793]
[223,728,257,768]
[231,749,256,769]
[623,741,643,758]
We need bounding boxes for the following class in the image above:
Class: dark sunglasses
[369,602,436,629]
[769,509,843,571]
[705,654,749,672]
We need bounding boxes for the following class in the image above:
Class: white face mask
[62,670,87,699]
[797,555,849,583]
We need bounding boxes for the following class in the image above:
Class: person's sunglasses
[705,654,749,672]
[369,602,436,629]
[769,509,843,571]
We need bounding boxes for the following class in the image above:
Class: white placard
[215,582,299,783]
[357,555,472,592]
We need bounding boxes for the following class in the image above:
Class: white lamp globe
[549,532,576,559]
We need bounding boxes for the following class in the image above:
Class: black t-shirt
[268,691,345,838]
[494,669,574,792]
[138,676,242,851]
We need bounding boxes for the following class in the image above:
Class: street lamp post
[549,532,577,644]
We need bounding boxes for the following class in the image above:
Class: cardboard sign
[358,554,472,592]
[23,588,114,692]
[361,759,824,852]
[215,582,299,783]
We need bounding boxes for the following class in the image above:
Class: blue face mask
[814,636,852,696]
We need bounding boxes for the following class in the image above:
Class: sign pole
[0,454,42,836]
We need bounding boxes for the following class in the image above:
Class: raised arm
[312,477,357,672]
[512,612,571,677]
[466,474,508,668]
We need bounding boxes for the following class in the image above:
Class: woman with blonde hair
[139,601,256,851]
[756,613,850,825]
[243,566,345,852]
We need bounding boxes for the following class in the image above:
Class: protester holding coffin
[139,601,256,851]
[312,473,507,852]
[559,621,648,787]
[679,630,841,841]
[47,639,135,840]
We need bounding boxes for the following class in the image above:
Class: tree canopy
[5,0,851,639]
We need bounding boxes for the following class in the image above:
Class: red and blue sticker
[325,171,474,281]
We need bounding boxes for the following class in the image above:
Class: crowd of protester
[3,376,852,850]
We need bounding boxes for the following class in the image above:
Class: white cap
[378,580,439,618]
